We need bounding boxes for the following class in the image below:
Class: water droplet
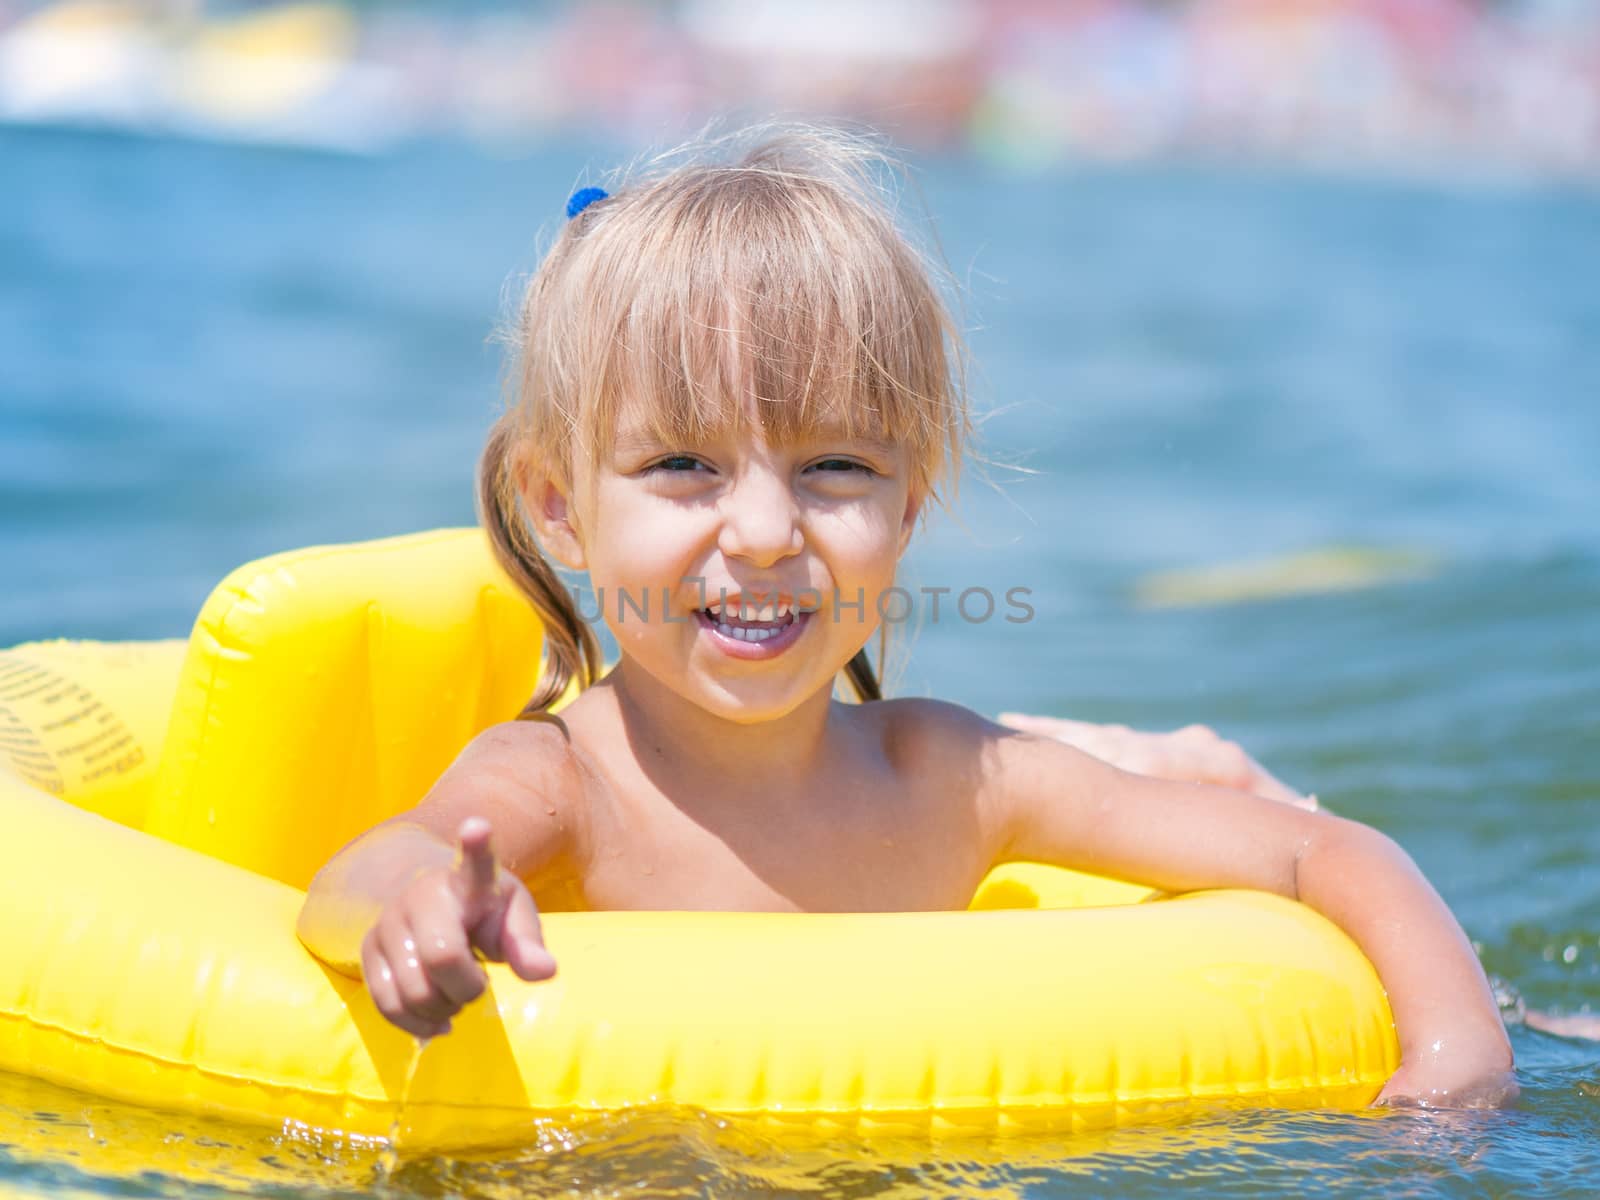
[1563,944,1579,964]
[206,808,216,825]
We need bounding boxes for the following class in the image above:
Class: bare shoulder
[872,696,1091,784]
[446,717,590,796]
[409,716,595,880]
[875,696,1118,850]
[873,697,998,765]
[868,697,1016,814]
[870,697,1074,872]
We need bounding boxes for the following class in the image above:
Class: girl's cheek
[595,504,684,566]
[828,516,906,578]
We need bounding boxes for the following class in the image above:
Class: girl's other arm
[910,702,1513,1107]
[296,720,585,1037]
[994,712,1316,809]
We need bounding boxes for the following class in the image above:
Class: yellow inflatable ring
[0,530,1398,1150]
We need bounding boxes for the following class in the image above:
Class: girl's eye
[643,456,874,477]
[646,455,708,474]
[810,458,875,475]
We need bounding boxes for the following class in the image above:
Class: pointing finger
[454,816,499,901]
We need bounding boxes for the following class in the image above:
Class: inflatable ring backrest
[141,529,546,888]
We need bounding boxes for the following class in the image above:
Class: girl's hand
[359,817,557,1039]
[995,713,1316,810]
[1377,1036,1520,1109]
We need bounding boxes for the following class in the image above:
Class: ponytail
[476,418,604,719]
[843,648,881,702]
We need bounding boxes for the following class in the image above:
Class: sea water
[0,125,1596,1197]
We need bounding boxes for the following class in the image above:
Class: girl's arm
[995,712,1316,809]
[296,720,586,1037]
[912,702,1513,1107]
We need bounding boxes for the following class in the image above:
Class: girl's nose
[717,466,802,567]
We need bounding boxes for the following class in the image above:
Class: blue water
[1,125,1597,1197]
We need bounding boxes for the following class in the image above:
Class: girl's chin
[695,689,818,726]
[683,673,841,726]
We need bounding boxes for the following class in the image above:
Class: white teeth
[706,598,793,621]
[713,618,784,642]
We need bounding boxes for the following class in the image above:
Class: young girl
[297,124,1513,1108]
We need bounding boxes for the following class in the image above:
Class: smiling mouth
[698,607,799,643]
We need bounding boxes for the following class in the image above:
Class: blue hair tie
[566,186,609,220]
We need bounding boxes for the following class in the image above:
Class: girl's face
[528,408,923,725]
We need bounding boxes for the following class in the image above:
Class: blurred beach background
[1,1,1597,1198]
[1,0,1598,170]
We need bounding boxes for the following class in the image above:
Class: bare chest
[571,763,989,914]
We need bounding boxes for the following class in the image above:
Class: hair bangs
[555,152,962,499]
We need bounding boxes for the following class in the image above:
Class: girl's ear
[520,469,588,571]
[897,485,926,559]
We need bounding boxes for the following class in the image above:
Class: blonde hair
[479,121,972,716]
